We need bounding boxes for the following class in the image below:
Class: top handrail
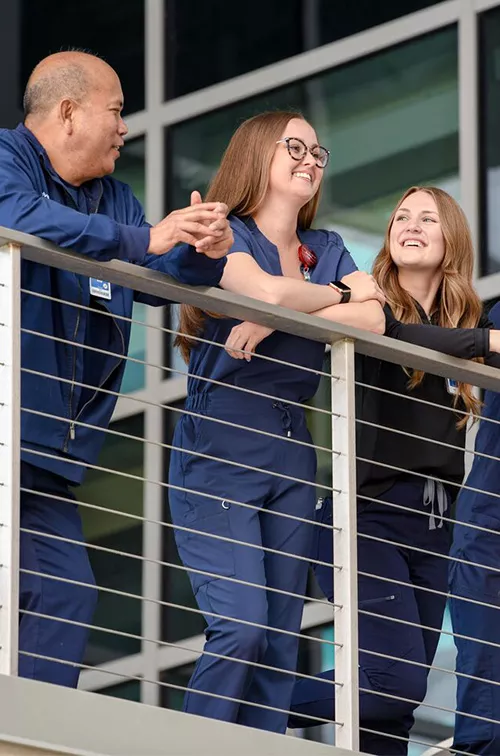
[2,224,500,392]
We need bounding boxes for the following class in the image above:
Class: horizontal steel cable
[358,647,500,688]
[20,486,339,536]
[358,607,500,651]
[20,608,341,690]
[357,493,500,538]
[21,406,338,495]
[359,727,467,756]
[17,567,339,649]
[19,289,334,381]
[20,367,336,454]
[18,446,342,536]
[359,685,500,727]
[18,524,340,603]
[17,650,337,727]
[356,455,500,501]
[356,415,500,464]
[356,378,500,427]
[358,531,500,576]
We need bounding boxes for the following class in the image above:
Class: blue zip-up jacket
[451,302,500,554]
[0,124,226,483]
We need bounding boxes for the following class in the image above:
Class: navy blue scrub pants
[168,393,316,733]
[449,523,500,755]
[19,462,97,686]
[289,479,451,755]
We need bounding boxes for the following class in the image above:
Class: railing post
[0,242,21,675]
[331,338,359,750]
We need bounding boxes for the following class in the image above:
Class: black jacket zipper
[61,180,104,451]
[72,309,126,431]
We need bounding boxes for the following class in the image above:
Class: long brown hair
[175,110,322,363]
[373,186,483,425]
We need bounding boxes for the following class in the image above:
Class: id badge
[89,278,111,300]
[446,378,458,395]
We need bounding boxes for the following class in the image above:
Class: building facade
[5,0,500,751]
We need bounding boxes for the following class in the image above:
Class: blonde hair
[175,111,322,363]
[373,185,483,426]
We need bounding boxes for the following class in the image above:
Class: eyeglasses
[276,137,330,169]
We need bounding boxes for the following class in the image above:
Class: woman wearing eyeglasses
[169,110,385,733]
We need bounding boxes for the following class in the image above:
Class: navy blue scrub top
[186,215,357,403]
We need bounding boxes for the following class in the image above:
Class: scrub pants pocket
[174,493,236,596]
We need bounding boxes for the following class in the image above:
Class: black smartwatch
[328,280,351,304]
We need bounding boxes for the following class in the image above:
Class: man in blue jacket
[449,301,500,754]
[0,50,232,687]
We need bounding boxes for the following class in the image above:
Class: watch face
[331,280,350,292]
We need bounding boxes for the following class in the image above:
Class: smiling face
[268,118,323,207]
[389,190,446,273]
[70,63,128,182]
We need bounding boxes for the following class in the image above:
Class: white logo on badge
[41,192,50,199]
[89,278,112,300]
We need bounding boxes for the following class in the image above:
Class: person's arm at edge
[0,137,149,263]
[385,305,500,366]
[312,300,385,334]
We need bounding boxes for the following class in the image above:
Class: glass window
[164,0,445,100]
[100,679,141,702]
[78,414,144,665]
[114,137,147,394]
[166,28,458,375]
[480,6,500,275]
[318,0,444,47]
[160,662,195,711]
[21,0,145,114]
[164,0,303,99]
[167,30,458,274]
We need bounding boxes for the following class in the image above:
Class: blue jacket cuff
[118,224,150,264]
[164,244,227,286]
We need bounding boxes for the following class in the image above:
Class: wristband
[329,280,351,305]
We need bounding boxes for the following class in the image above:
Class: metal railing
[2,225,500,755]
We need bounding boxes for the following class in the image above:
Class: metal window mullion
[331,339,359,750]
[473,0,500,12]
[0,243,20,675]
[140,0,167,708]
[155,1,462,127]
[459,0,480,273]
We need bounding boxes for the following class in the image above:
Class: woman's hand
[341,271,386,305]
[489,330,500,353]
[225,322,275,360]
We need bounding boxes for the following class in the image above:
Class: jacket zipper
[63,276,83,450]
[72,309,126,431]
[359,594,396,607]
[61,181,103,450]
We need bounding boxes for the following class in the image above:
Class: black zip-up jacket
[356,304,500,502]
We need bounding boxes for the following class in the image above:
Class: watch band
[328,281,351,304]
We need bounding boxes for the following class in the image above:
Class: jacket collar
[15,122,102,199]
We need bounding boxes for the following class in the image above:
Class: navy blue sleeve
[331,232,358,279]
[137,245,226,306]
[121,194,226,306]
[227,224,254,257]
[0,136,147,263]
[487,302,500,329]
